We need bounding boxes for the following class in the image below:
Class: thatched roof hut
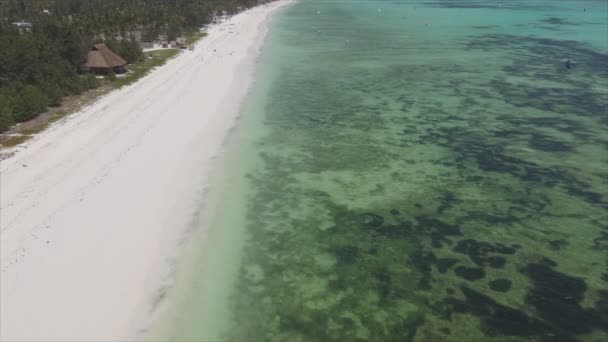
[83,44,127,73]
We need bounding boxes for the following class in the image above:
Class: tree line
[0,0,270,133]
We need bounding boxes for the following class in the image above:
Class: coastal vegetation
[186,32,208,45]
[0,0,271,134]
[0,48,179,148]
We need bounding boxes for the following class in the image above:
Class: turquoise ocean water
[160,0,608,341]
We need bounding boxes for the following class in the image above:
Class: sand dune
[0,1,290,340]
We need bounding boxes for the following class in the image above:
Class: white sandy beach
[0,1,289,341]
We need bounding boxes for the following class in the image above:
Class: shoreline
[0,1,291,341]
[141,2,294,340]
[140,4,290,337]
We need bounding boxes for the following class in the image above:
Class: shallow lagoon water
[165,0,607,341]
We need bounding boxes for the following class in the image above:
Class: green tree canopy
[0,0,276,132]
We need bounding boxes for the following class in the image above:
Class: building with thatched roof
[82,44,127,74]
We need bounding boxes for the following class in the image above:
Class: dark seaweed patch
[374,268,393,301]
[592,232,608,251]
[506,116,591,138]
[488,80,607,119]
[463,143,522,174]
[487,256,506,268]
[533,25,563,32]
[409,250,436,290]
[492,129,524,138]
[453,239,516,267]
[279,311,334,341]
[444,286,554,339]
[458,210,522,226]
[540,17,581,26]
[334,245,360,265]
[416,216,462,237]
[409,253,459,286]
[388,312,425,342]
[467,34,608,76]
[598,290,608,322]
[528,133,572,152]
[567,186,605,206]
[445,131,606,207]
[416,216,461,248]
[548,238,568,250]
[454,266,485,281]
[521,260,605,335]
[436,258,459,274]
[437,191,461,214]
[489,278,512,292]
[378,222,413,238]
